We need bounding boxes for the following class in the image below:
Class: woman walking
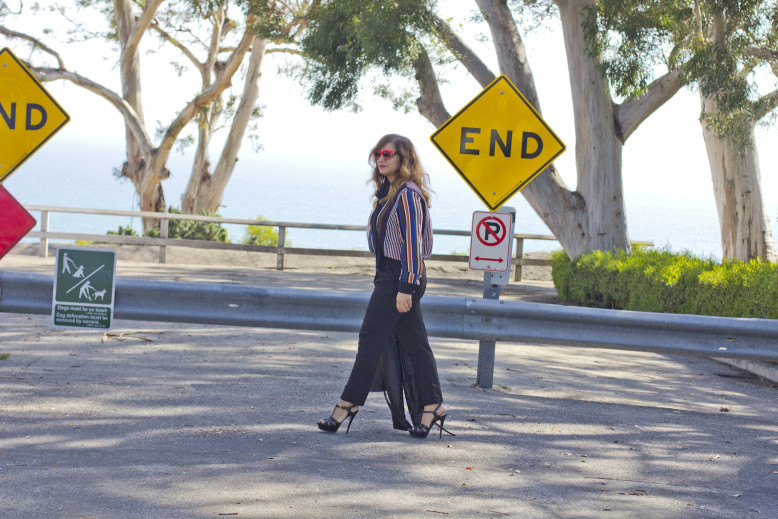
[317,134,449,439]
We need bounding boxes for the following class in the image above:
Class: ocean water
[4,136,773,261]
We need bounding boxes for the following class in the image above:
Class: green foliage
[582,0,778,148]
[245,0,295,42]
[107,225,139,237]
[0,353,9,361]
[146,207,229,242]
[242,215,280,246]
[582,0,693,98]
[300,0,437,110]
[552,247,778,318]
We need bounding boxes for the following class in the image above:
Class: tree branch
[157,23,256,164]
[754,89,778,122]
[747,45,778,77]
[0,25,65,69]
[616,68,684,141]
[747,46,778,61]
[475,0,539,107]
[32,67,154,156]
[203,7,226,85]
[265,47,304,56]
[413,43,450,127]
[126,0,166,58]
[428,12,495,88]
[149,20,204,74]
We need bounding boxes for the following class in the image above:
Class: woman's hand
[396,292,413,313]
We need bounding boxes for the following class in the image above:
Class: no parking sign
[469,211,514,272]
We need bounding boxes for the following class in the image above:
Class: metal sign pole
[475,206,516,388]
[476,271,500,388]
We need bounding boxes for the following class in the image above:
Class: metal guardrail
[24,205,653,281]
[2,270,776,364]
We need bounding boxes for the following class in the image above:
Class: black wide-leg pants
[340,259,443,407]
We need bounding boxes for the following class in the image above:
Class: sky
[2,1,778,255]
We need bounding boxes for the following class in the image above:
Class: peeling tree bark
[700,96,777,261]
[193,39,269,214]
[555,0,630,254]
[419,0,684,257]
[114,0,166,227]
[469,0,625,257]
[697,8,777,262]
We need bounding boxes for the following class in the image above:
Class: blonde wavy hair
[368,134,432,208]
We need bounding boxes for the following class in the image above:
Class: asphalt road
[0,253,777,518]
[1,318,778,518]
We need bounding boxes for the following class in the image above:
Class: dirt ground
[7,242,554,282]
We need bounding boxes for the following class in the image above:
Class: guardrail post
[276,226,286,270]
[476,272,500,389]
[39,210,49,258]
[513,237,524,282]
[158,218,169,264]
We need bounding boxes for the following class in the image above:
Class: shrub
[242,215,280,246]
[107,225,139,237]
[146,207,229,242]
[551,247,778,318]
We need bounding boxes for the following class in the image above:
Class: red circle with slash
[475,216,507,247]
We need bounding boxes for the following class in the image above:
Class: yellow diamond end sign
[431,75,565,211]
[0,47,70,184]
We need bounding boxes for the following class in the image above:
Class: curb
[714,358,778,384]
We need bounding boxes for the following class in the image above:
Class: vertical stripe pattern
[366,182,432,287]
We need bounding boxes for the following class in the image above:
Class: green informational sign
[53,247,116,329]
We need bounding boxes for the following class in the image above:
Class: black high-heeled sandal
[409,404,455,439]
[317,403,359,434]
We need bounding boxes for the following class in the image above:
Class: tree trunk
[181,7,225,215]
[556,0,630,254]
[114,0,166,229]
[700,95,777,262]
[473,0,630,257]
[192,39,269,214]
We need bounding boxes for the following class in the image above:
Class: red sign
[0,186,36,260]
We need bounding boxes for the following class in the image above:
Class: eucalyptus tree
[583,0,778,262]
[155,0,316,215]
[0,0,253,227]
[301,0,685,257]
[2,0,168,222]
[1,0,315,229]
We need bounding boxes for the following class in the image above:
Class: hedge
[551,247,778,319]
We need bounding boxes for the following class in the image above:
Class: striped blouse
[367,182,433,293]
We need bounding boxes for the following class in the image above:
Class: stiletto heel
[317,403,359,434]
[409,404,455,439]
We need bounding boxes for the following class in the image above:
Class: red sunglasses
[374,149,398,160]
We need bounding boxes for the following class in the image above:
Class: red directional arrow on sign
[0,186,36,260]
[474,257,503,262]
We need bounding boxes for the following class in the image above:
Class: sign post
[474,206,515,389]
[53,248,116,330]
[430,74,566,388]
